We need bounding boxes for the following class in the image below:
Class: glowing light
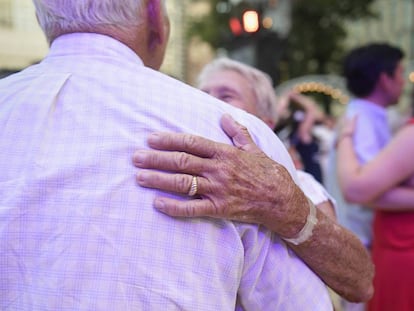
[262,17,273,29]
[292,81,349,104]
[409,72,414,83]
[229,17,243,36]
[243,10,260,33]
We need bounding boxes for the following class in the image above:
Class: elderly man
[0,0,333,310]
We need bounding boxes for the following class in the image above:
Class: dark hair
[343,43,404,97]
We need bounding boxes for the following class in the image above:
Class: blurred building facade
[344,0,414,111]
[0,0,47,73]
[162,1,188,80]
[0,0,208,83]
[344,0,414,72]
[1,0,413,85]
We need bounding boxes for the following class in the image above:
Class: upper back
[0,33,331,310]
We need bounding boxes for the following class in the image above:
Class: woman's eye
[220,94,233,102]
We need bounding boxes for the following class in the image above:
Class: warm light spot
[262,17,273,29]
[409,72,414,83]
[292,82,349,104]
[243,10,260,33]
[229,17,243,36]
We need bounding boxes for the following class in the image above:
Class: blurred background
[1,0,414,115]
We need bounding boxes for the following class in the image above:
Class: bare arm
[290,92,324,143]
[133,114,374,302]
[371,187,414,210]
[337,118,414,208]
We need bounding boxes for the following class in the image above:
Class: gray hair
[32,0,149,43]
[197,58,278,124]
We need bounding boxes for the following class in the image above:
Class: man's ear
[378,71,393,91]
[146,0,166,51]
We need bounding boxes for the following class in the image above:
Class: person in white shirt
[0,0,334,310]
[133,58,374,302]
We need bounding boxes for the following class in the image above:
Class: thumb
[220,114,260,153]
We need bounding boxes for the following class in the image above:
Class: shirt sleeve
[226,112,332,310]
[297,170,337,210]
[235,224,333,310]
[347,110,384,164]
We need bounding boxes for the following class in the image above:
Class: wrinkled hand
[133,114,309,238]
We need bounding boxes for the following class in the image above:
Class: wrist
[335,132,353,148]
[282,198,318,245]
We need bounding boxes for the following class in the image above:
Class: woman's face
[199,69,258,115]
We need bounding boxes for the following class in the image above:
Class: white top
[0,33,332,310]
[297,170,337,208]
[326,98,391,247]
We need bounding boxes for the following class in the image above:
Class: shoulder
[235,111,298,180]
[395,120,414,142]
[131,69,298,180]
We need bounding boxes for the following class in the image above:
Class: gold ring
[188,176,198,196]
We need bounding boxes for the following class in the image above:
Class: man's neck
[360,93,389,109]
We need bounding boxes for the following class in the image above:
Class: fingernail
[132,151,146,165]
[136,171,149,185]
[148,132,160,144]
[154,198,166,211]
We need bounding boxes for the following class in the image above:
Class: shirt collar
[46,32,144,67]
[349,98,388,118]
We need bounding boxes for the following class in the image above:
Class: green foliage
[187,0,232,48]
[187,0,378,80]
[286,0,378,77]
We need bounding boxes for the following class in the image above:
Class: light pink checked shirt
[0,33,332,310]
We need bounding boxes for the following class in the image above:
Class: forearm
[370,186,414,210]
[133,117,375,302]
[287,208,374,302]
[338,139,414,207]
[298,114,316,143]
[262,185,374,302]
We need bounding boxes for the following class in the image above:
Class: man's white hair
[197,57,278,125]
[33,0,152,43]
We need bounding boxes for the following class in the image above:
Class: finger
[133,149,208,173]
[153,196,260,224]
[220,114,260,153]
[146,132,231,158]
[153,196,216,218]
[137,170,206,196]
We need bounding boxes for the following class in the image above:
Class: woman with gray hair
[194,57,372,300]
[197,58,279,128]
